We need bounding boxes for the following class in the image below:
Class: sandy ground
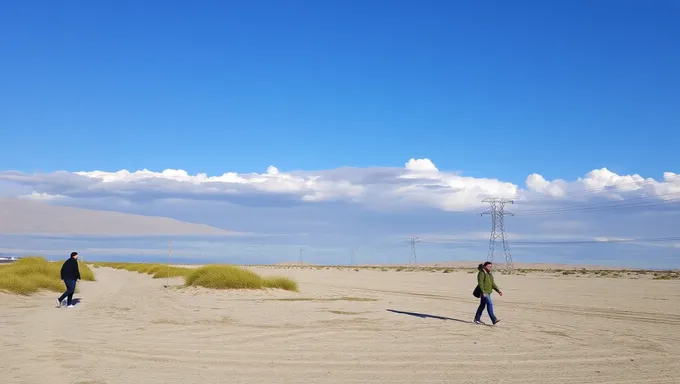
[1,267,679,384]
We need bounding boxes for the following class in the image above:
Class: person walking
[474,261,503,325]
[57,252,81,308]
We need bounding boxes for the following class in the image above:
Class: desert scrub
[95,262,298,291]
[653,272,679,280]
[97,262,189,279]
[262,276,299,291]
[0,256,95,295]
[151,266,192,279]
[185,265,298,291]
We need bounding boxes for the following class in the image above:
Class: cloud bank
[1,158,677,211]
[1,159,678,268]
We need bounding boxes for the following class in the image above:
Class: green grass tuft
[185,265,264,289]
[186,265,299,291]
[97,262,299,292]
[262,276,299,291]
[0,256,95,295]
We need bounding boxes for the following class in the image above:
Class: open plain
[1,265,679,384]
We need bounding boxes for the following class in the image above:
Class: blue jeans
[58,280,77,306]
[474,293,497,323]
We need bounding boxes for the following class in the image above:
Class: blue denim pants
[474,293,497,323]
[58,279,77,306]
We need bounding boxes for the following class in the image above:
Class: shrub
[95,262,172,278]
[0,256,95,295]
[262,276,299,291]
[99,262,298,291]
[79,262,96,281]
[151,266,192,279]
[653,273,679,280]
[185,265,297,291]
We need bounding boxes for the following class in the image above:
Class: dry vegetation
[267,296,377,302]
[247,263,680,279]
[0,256,95,295]
[93,262,191,279]
[93,262,298,291]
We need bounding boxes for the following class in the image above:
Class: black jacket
[60,257,81,281]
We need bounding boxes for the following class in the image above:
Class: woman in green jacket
[474,261,503,325]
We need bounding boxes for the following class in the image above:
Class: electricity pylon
[408,236,420,265]
[481,198,514,272]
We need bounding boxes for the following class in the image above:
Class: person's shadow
[386,309,470,323]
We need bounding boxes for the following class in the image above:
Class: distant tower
[408,236,420,265]
[299,248,305,264]
[481,198,514,272]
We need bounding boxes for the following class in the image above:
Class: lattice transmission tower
[481,198,514,272]
[408,236,420,265]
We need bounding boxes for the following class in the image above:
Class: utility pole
[481,198,514,272]
[350,247,358,265]
[299,248,305,265]
[408,236,420,265]
[166,240,172,288]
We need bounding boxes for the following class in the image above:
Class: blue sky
[1,1,679,268]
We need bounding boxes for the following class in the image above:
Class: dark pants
[58,279,76,306]
[474,293,497,323]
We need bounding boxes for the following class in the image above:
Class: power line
[515,197,680,216]
[428,236,680,247]
[514,192,680,216]
[511,236,680,245]
[520,191,680,211]
[481,198,514,272]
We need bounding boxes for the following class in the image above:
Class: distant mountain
[0,198,233,236]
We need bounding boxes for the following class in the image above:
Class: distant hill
[0,197,233,236]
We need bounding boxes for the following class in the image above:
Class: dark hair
[70,252,78,258]
[478,261,492,269]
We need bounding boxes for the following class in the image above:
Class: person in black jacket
[57,252,81,308]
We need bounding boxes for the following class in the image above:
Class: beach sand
[1,266,679,383]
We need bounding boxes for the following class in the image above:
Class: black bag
[473,286,481,298]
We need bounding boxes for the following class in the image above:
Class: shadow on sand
[386,309,470,323]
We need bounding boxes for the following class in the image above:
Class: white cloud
[523,168,680,200]
[19,192,67,201]
[593,237,633,242]
[0,159,677,213]
[404,158,439,172]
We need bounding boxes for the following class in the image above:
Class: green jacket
[477,270,500,294]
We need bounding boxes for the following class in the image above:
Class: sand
[1,266,679,384]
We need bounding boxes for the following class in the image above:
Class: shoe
[56,299,61,308]
[474,320,484,325]
[66,305,75,308]
[492,319,501,325]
